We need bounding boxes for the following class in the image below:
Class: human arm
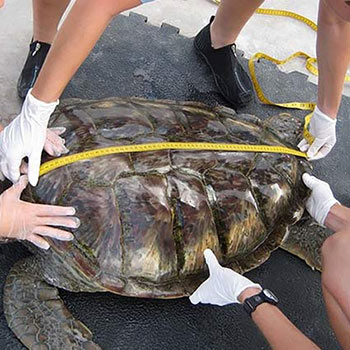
[298,1,350,160]
[0,91,58,185]
[298,107,336,160]
[324,204,350,232]
[302,173,350,232]
[239,288,320,350]
[0,0,141,186]
[303,174,350,347]
[189,249,320,350]
[0,175,79,249]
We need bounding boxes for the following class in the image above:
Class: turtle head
[263,113,304,149]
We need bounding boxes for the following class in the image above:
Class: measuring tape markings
[39,142,307,177]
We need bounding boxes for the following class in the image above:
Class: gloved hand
[44,127,69,157]
[298,106,337,160]
[0,126,69,181]
[0,90,58,186]
[302,173,339,226]
[189,249,261,306]
[0,175,79,249]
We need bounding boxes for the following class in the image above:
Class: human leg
[321,229,350,348]
[193,0,264,108]
[317,0,350,118]
[31,0,142,103]
[18,0,71,98]
[33,0,71,44]
[210,0,264,49]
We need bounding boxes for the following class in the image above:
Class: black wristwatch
[243,289,279,316]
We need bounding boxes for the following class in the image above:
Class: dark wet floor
[1,13,347,349]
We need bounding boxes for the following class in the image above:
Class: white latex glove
[0,127,69,181]
[0,175,79,249]
[189,249,261,306]
[44,127,69,157]
[302,173,339,226]
[0,90,58,186]
[298,106,337,160]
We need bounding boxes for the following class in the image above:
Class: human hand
[44,127,69,157]
[189,249,261,306]
[302,173,339,226]
[0,0,4,8]
[1,127,69,179]
[298,106,336,160]
[0,90,58,186]
[0,176,79,249]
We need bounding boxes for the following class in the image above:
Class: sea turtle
[3,97,318,350]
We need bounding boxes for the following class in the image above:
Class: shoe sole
[194,39,253,108]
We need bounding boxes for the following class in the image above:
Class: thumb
[11,175,28,198]
[5,158,22,184]
[302,173,320,190]
[204,249,221,275]
[297,139,309,153]
[307,139,324,159]
[189,288,201,305]
[302,173,316,190]
[28,153,42,186]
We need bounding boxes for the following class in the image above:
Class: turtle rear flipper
[3,257,101,350]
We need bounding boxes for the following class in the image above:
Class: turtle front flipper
[281,217,333,271]
[3,257,101,350]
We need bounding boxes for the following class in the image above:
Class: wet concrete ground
[0,12,348,349]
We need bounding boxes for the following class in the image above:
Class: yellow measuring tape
[41,6,321,177]
[39,142,306,177]
[210,3,350,144]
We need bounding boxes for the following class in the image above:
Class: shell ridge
[111,185,126,279]
[244,165,270,231]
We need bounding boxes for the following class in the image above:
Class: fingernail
[42,242,50,250]
[61,146,69,154]
[67,207,76,215]
[73,217,81,228]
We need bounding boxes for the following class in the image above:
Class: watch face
[263,289,278,303]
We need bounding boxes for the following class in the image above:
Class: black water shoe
[17,40,51,99]
[194,17,254,108]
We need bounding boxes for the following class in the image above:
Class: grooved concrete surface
[1,12,349,349]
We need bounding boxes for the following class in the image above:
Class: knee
[321,230,350,264]
[319,1,350,27]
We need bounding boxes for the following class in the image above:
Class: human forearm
[321,230,350,348]
[324,204,350,232]
[239,288,320,350]
[32,0,141,103]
